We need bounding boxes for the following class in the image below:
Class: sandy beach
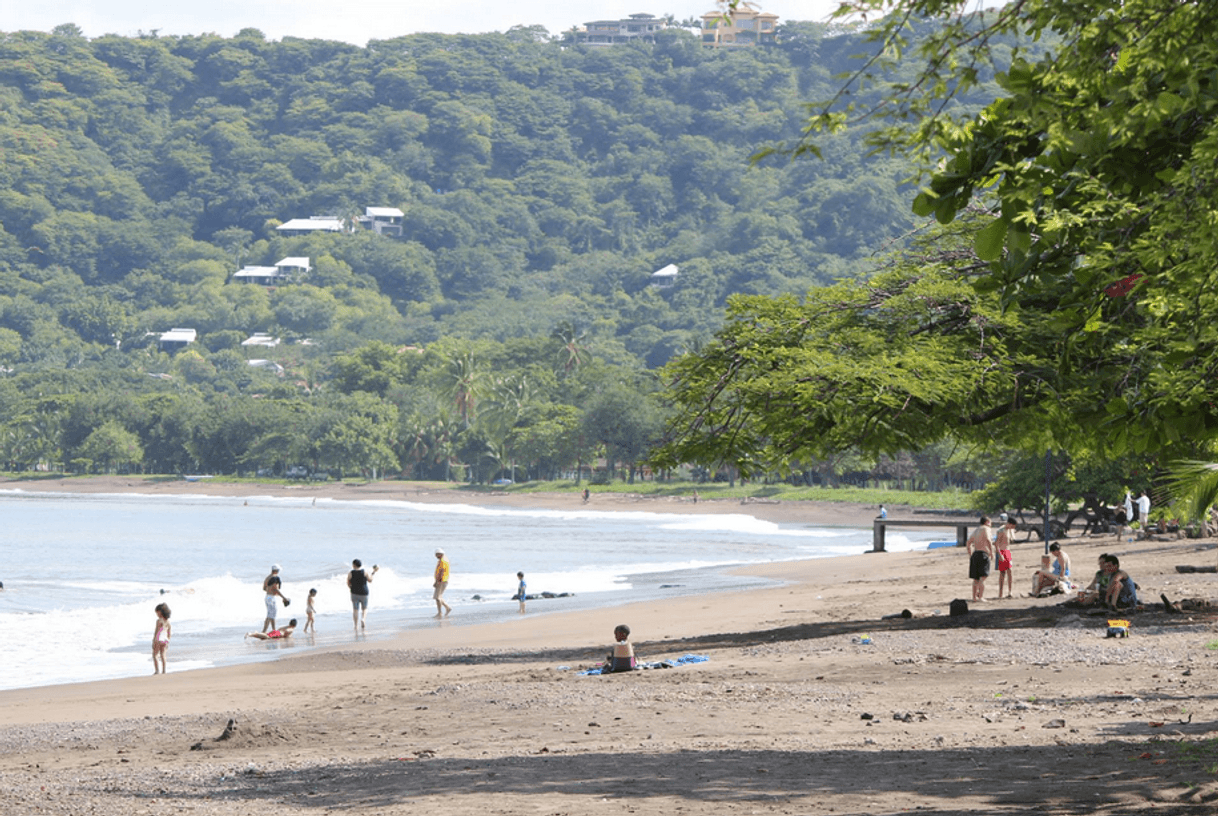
[3,476,1218,815]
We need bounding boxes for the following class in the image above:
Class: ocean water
[0,489,941,691]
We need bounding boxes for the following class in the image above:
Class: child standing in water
[304,588,318,633]
[604,624,636,673]
[152,603,171,675]
[516,572,527,613]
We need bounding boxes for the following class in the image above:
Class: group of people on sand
[964,516,1138,610]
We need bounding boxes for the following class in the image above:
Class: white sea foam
[0,490,942,691]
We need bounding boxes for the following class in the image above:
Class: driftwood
[1175,565,1218,573]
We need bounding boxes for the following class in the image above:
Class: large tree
[657,0,1218,474]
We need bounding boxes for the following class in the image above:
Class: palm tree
[551,322,590,375]
[440,352,486,428]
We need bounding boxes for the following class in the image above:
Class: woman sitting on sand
[1032,544,1071,595]
[246,619,297,640]
[603,624,636,673]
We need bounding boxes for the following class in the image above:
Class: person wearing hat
[262,564,290,632]
[433,549,452,617]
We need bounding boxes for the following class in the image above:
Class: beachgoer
[603,624,636,673]
[878,504,887,519]
[304,588,318,633]
[1136,490,1151,525]
[515,571,527,613]
[348,559,378,629]
[246,619,297,640]
[262,564,289,632]
[582,488,590,504]
[152,602,171,675]
[966,516,994,602]
[994,519,1016,598]
[1124,491,1135,525]
[693,490,699,504]
[434,549,452,617]
[1072,554,1111,606]
[1032,554,1057,595]
[1104,555,1138,610]
[1050,543,1071,581]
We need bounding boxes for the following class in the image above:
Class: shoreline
[0,474,922,527]
[5,477,1218,814]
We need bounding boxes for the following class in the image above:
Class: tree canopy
[657,0,1218,477]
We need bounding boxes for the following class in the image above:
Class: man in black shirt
[347,559,378,629]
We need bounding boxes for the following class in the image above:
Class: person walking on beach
[515,571,527,613]
[434,549,452,617]
[262,564,289,633]
[966,516,994,602]
[152,602,171,674]
[347,559,378,630]
[304,588,318,633]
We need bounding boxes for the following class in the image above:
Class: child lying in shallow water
[246,619,297,640]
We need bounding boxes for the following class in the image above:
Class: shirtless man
[966,516,994,602]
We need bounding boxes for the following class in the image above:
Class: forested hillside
[0,21,988,480]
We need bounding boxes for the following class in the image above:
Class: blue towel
[577,654,709,675]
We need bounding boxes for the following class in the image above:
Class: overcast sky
[3,1,841,44]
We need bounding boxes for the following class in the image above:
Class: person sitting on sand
[602,624,636,673]
[1071,554,1111,606]
[1103,555,1138,611]
[1032,543,1071,596]
[246,619,297,640]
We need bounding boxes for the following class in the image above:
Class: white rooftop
[651,263,679,278]
[160,328,197,343]
[242,333,281,347]
[275,257,311,270]
[365,207,404,218]
[277,218,344,232]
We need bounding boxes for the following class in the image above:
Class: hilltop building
[577,13,670,46]
[276,216,345,235]
[701,2,778,47]
[232,257,312,287]
[650,263,679,288]
[158,328,197,353]
[357,207,404,236]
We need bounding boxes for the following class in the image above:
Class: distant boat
[182,475,214,482]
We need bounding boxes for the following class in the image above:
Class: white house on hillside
[650,263,679,288]
[158,328,197,353]
[359,207,404,236]
[276,216,345,235]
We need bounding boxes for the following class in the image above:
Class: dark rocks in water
[516,592,575,600]
[470,594,483,601]
[659,584,683,589]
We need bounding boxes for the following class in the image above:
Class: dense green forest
[0,21,1003,482]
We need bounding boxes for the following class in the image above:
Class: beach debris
[852,634,873,645]
[1043,719,1067,729]
[1106,620,1131,638]
[217,718,238,741]
[860,713,874,720]
[893,712,926,723]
